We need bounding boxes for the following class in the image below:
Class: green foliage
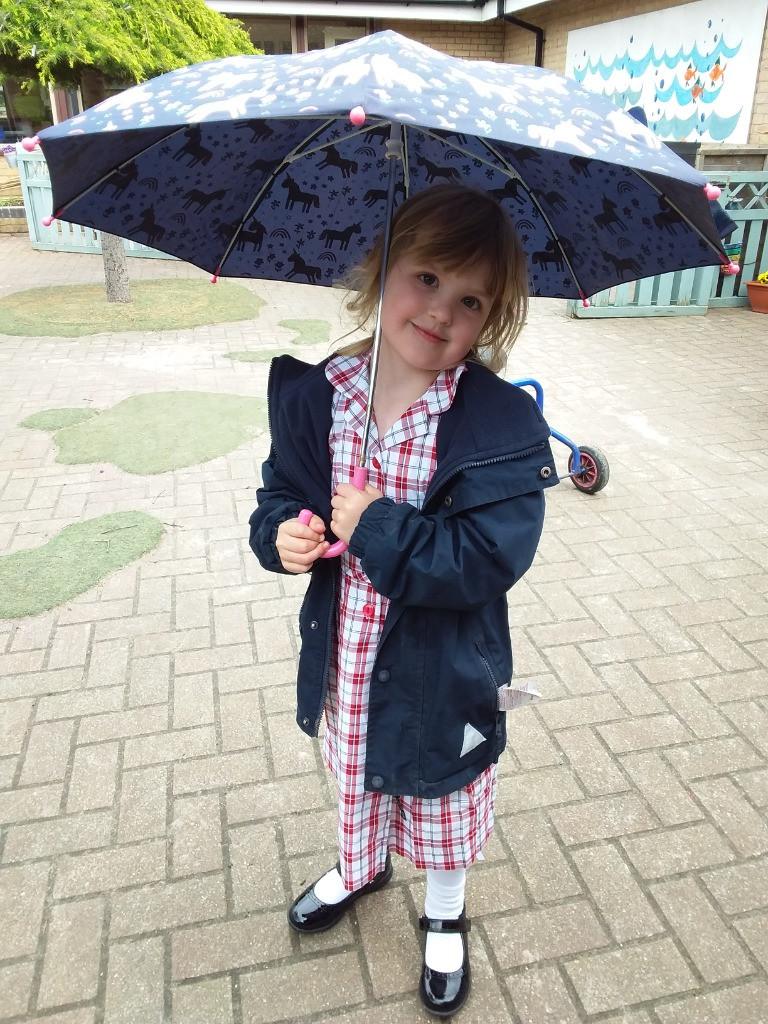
[0,0,257,86]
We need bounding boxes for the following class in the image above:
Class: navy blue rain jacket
[249,355,558,799]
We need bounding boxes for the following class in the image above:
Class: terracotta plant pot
[745,280,768,314]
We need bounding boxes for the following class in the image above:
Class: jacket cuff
[348,497,395,557]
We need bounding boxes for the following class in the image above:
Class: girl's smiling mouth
[413,323,446,344]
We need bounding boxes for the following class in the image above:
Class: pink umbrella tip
[349,106,366,126]
[704,183,721,200]
[210,273,219,284]
[723,261,740,275]
[41,214,56,227]
[21,135,40,152]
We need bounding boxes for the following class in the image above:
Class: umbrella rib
[48,126,184,217]
[213,116,341,277]
[631,168,726,262]
[479,138,590,300]
[417,129,589,299]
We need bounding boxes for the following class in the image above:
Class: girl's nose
[430,296,452,324]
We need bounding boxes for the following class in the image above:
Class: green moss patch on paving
[20,408,98,431]
[0,279,265,337]
[0,511,164,619]
[225,318,332,363]
[277,318,331,345]
[21,392,268,474]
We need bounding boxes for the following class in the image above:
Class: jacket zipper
[313,569,337,733]
[422,442,548,513]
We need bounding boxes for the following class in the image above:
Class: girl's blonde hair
[343,183,529,374]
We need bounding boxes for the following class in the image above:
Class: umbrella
[34,29,731,303]
[31,31,733,555]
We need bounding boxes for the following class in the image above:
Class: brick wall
[384,19,506,60]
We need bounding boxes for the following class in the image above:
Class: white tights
[312,862,468,973]
[424,867,467,973]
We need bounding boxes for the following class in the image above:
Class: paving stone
[67,740,120,811]
[665,736,765,781]
[226,773,329,823]
[0,696,34,756]
[0,780,63,824]
[37,897,105,1009]
[483,900,609,968]
[650,876,756,982]
[123,724,217,768]
[690,776,768,856]
[620,750,704,825]
[494,766,583,814]
[171,911,292,979]
[173,671,216,728]
[171,976,235,1024]
[655,680,733,737]
[555,726,631,794]
[55,840,167,898]
[0,861,50,959]
[111,875,226,937]
[18,719,75,784]
[173,748,268,795]
[654,979,768,1024]
[571,843,663,942]
[596,714,693,753]
[700,859,768,914]
[549,793,657,845]
[734,767,768,807]
[103,936,165,1024]
[118,765,168,842]
[734,912,768,971]
[219,690,264,752]
[505,963,582,1024]
[171,792,224,877]
[228,821,285,911]
[622,823,736,879]
[238,950,367,1022]
[0,960,35,1018]
[564,937,698,1014]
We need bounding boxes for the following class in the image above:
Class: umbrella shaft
[359,125,403,467]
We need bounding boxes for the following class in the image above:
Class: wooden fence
[18,150,170,260]
[568,172,768,317]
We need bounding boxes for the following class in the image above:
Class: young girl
[249,184,558,1017]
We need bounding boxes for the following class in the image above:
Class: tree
[0,0,257,301]
[0,0,256,86]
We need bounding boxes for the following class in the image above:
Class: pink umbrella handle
[299,466,368,559]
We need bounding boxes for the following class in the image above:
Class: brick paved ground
[1,235,767,1024]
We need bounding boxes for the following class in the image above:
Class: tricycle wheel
[568,445,610,494]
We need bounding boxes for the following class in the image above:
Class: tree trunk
[101,232,131,303]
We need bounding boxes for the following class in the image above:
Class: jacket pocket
[474,638,503,716]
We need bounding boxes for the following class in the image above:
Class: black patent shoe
[287,855,393,933]
[418,911,471,1018]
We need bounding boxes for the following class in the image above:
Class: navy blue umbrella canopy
[38,30,726,300]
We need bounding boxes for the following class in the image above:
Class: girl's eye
[462,296,481,311]
[418,273,437,286]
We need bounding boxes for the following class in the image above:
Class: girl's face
[379,254,493,381]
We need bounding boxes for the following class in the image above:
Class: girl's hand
[330,483,383,544]
[276,514,329,573]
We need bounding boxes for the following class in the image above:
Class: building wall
[383,0,768,145]
[383,18,506,60]
[499,0,768,145]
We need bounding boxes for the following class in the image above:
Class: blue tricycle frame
[513,378,610,494]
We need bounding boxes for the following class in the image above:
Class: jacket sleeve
[348,486,546,610]
[248,446,306,575]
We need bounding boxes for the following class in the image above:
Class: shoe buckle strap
[418,915,471,934]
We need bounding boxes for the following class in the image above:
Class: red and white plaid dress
[323,353,498,891]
